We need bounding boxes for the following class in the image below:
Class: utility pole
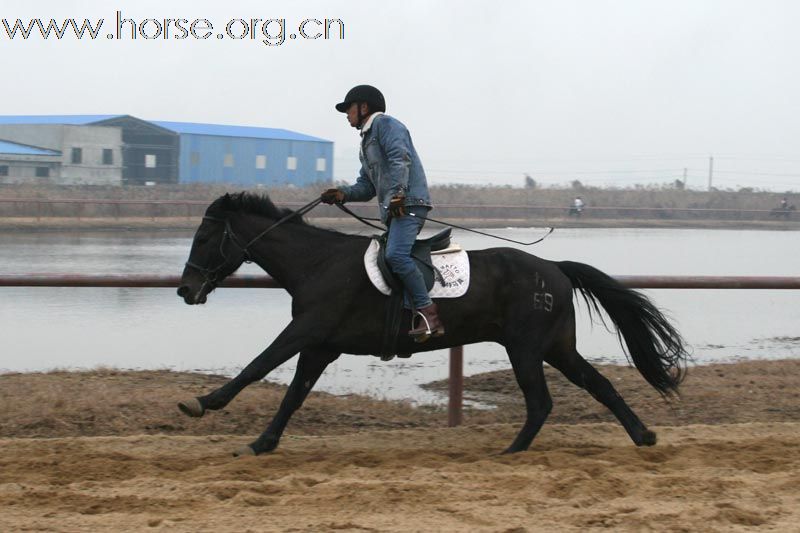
[708,156,714,191]
[683,167,688,188]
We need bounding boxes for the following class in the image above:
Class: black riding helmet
[335,85,386,113]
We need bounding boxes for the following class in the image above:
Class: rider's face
[346,102,368,128]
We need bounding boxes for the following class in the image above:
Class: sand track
[3,362,800,531]
[2,422,799,532]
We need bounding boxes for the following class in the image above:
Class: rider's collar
[359,112,383,135]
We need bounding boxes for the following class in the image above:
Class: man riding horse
[320,85,445,341]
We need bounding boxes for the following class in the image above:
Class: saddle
[375,228,452,360]
[376,228,452,293]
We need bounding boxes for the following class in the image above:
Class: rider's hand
[320,188,345,204]
[389,196,407,217]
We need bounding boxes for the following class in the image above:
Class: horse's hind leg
[235,348,340,457]
[547,348,656,446]
[503,342,553,454]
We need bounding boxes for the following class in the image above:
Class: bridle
[184,198,322,291]
[184,216,248,291]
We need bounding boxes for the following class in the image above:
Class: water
[1,227,798,404]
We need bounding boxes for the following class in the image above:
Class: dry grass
[425,359,800,426]
[0,182,797,222]
[2,360,800,439]
[0,369,443,439]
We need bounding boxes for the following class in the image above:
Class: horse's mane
[206,192,368,240]
[208,192,308,225]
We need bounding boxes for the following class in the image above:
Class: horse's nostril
[177,286,189,297]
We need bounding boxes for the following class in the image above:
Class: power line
[426,168,688,176]
[712,170,800,177]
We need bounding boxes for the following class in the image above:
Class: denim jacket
[340,113,432,224]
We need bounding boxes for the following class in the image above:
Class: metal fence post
[448,346,464,427]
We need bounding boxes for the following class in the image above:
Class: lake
[1,226,797,404]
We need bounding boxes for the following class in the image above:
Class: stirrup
[409,311,444,343]
[413,311,433,335]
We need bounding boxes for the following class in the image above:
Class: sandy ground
[2,361,800,532]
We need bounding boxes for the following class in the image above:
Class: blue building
[153,120,333,186]
[0,115,333,186]
[0,139,63,183]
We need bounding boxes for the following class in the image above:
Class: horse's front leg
[178,319,317,417]
[234,348,340,456]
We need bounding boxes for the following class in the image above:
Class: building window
[255,155,267,169]
[0,165,8,176]
[145,154,157,168]
[190,152,200,166]
[71,147,82,164]
[286,156,297,170]
[36,166,50,177]
[102,149,113,165]
[316,158,326,172]
[224,153,235,167]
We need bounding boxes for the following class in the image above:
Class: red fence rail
[3,274,799,426]
[2,274,800,289]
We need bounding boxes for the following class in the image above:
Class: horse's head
[177,195,249,305]
[178,191,316,304]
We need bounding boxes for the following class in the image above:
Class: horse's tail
[556,260,688,396]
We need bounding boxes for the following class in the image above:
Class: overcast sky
[2,0,799,191]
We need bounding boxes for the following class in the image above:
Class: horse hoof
[233,445,256,457]
[639,430,657,446]
[177,398,205,418]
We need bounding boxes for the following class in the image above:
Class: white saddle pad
[363,239,470,298]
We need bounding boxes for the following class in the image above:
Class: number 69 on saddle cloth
[363,239,471,298]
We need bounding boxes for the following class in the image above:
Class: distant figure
[770,197,795,220]
[569,196,585,217]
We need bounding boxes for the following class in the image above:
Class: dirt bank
[425,359,800,427]
[3,360,800,439]
[1,361,799,532]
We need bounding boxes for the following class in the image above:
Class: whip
[334,202,554,246]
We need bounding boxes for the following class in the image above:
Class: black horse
[177,192,688,456]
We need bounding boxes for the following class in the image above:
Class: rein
[241,197,323,249]
[185,198,323,285]
[185,194,553,293]
[335,202,386,231]
[336,202,554,246]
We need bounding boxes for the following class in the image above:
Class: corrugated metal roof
[152,121,331,143]
[0,139,60,156]
[0,115,331,142]
[0,115,121,125]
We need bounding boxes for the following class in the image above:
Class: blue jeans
[385,206,431,309]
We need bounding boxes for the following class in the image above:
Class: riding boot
[408,302,445,343]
